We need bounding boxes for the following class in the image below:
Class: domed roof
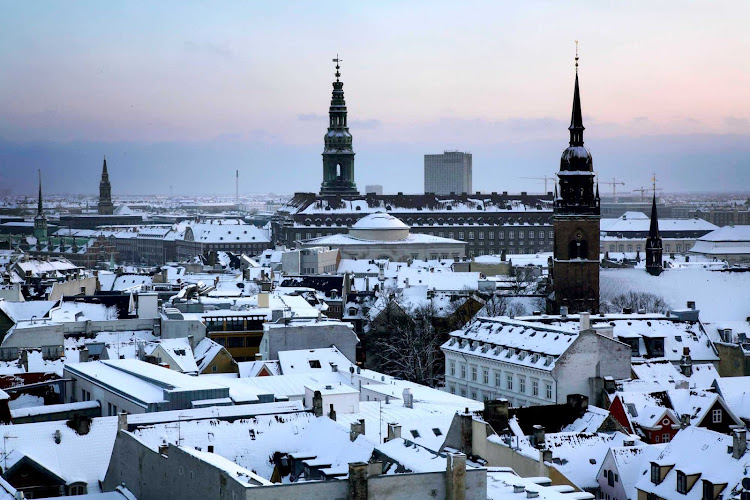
[560,145,593,172]
[352,213,409,230]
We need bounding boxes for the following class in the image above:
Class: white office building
[424,151,472,195]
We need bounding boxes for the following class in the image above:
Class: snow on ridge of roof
[178,446,272,486]
[0,299,56,322]
[10,400,99,419]
[278,346,353,375]
[697,224,750,242]
[146,338,199,373]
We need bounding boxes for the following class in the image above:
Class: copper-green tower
[320,56,358,196]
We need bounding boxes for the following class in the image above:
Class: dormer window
[677,471,687,494]
[650,463,661,485]
[702,480,714,500]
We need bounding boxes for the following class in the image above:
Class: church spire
[649,193,660,239]
[320,55,358,196]
[37,169,43,216]
[34,169,48,240]
[569,42,585,147]
[98,155,114,215]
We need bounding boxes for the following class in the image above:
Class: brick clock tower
[551,53,600,313]
[320,56,359,196]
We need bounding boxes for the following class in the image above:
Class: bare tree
[600,291,669,314]
[369,302,445,387]
[479,294,528,318]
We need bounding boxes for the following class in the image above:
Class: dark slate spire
[568,67,585,146]
[37,169,43,216]
[649,193,660,239]
[646,191,663,276]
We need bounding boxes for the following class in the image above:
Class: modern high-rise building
[424,151,472,195]
[364,184,383,196]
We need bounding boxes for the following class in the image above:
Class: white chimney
[579,312,591,331]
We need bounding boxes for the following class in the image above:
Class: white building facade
[441,315,631,407]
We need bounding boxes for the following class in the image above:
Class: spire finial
[332,54,342,82]
[651,172,658,195]
[575,40,579,73]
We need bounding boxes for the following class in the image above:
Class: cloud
[297,113,326,122]
[350,119,381,129]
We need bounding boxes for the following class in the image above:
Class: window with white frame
[712,408,722,423]
[479,232,484,240]
[532,379,539,397]
[460,364,466,379]
[469,231,475,240]
[459,231,465,239]
[519,376,526,394]
[548,231,554,239]
[450,361,455,376]
[489,232,495,239]
[471,366,477,381]
[545,383,553,400]
[495,372,501,387]
[499,232,505,240]
[509,231,515,239]
[506,374,513,391]
[528,230,534,238]
[483,369,489,384]
[519,231,524,239]
[539,230,544,239]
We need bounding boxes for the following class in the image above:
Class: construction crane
[633,186,663,201]
[520,176,556,193]
[599,177,625,202]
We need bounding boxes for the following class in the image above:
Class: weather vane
[575,40,579,72]
[332,54,342,82]
[651,172,658,195]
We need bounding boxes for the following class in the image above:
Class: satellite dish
[742,477,750,490]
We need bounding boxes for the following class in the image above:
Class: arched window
[569,239,588,259]
[336,164,342,178]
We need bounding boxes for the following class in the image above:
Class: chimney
[579,312,590,330]
[79,347,89,363]
[402,388,413,409]
[532,425,545,449]
[527,492,540,499]
[117,411,128,432]
[446,453,467,500]
[560,306,568,317]
[331,363,338,373]
[459,413,473,456]
[483,399,509,423]
[733,428,747,459]
[350,418,365,442]
[329,403,337,421]
[312,391,323,417]
[513,485,526,493]
[622,307,633,314]
[541,449,553,463]
[348,462,369,500]
[680,414,691,429]
[159,442,169,456]
[566,394,589,416]
[603,376,616,394]
[687,301,696,310]
[680,347,693,377]
[387,423,401,441]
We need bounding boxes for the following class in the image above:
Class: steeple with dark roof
[646,193,663,276]
[320,56,358,196]
[98,155,114,215]
[551,43,601,314]
[34,169,48,240]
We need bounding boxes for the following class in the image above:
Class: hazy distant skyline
[2,1,750,195]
